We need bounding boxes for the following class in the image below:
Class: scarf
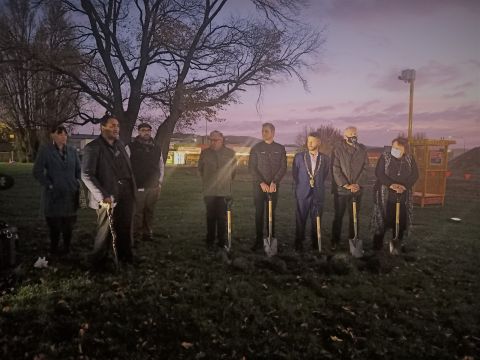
[370,152,414,237]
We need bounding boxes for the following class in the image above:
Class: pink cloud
[443,91,466,99]
[453,81,475,91]
[383,103,407,113]
[314,0,480,22]
[308,105,335,112]
[220,104,480,147]
[353,100,380,113]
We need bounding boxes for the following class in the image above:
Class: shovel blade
[263,237,278,257]
[349,237,364,258]
[389,239,400,255]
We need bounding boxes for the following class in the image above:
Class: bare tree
[296,124,342,154]
[22,0,323,159]
[0,0,81,161]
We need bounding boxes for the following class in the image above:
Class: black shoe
[330,243,337,252]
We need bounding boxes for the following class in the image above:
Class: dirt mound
[449,147,480,175]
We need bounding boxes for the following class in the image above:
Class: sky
[196,0,480,148]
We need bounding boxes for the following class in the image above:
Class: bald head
[344,126,358,146]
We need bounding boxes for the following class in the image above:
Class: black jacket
[81,136,136,209]
[248,141,287,185]
[126,137,164,189]
[331,140,369,195]
[375,152,419,202]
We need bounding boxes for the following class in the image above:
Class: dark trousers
[46,216,77,253]
[204,196,227,247]
[134,187,160,240]
[295,197,323,250]
[373,200,407,250]
[92,182,134,265]
[332,193,362,245]
[254,187,279,244]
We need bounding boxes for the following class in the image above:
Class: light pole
[398,69,416,143]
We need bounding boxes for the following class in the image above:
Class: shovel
[106,203,119,270]
[315,207,322,253]
[389,194,401,255]
[263,193,277,257]
[225,197,233,252]
[348,195,364,258]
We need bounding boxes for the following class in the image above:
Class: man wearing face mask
[331,126,369,251]
[370,137,419,251]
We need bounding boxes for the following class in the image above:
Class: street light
[398,69,416,143]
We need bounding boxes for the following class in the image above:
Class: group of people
[198,122,419,256]
[33,115,163,268]
[33,115,419,269]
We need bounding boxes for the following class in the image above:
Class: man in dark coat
[198,130,236,250]
[33,125,81,255]
[331,126,369,251]
[81,114,136,267]
[126,123,164,243]
[248,123,287,251]
[292,132,330,252]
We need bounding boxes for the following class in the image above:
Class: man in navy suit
[292,132,330,252]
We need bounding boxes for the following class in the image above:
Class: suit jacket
[81,136,136,209]
[331,141,369,195]
[198,146,236,197]
[292,151,330,204]
[33,143,81,217]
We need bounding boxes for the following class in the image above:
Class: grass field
[0,163,479,359]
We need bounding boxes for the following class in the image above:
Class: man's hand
[344,184,360,193]
[260,182,270,192]
[390,184,406,193]
[350,184,360,193]
[269,182,277,193]
[99,196,114,208]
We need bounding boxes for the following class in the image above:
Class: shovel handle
[316,215,321,252]
[268,197,273,238]
[352,198,358,239]
[227,210,232,238]
[394,199,400,240]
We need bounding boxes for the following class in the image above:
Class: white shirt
[309,151,319,172]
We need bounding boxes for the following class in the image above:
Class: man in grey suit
[81,114,136,268]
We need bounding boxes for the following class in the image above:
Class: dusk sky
[197,0,480,148]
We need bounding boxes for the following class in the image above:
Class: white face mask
[391,147,402,159]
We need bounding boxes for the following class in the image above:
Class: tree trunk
[154,110,182,164]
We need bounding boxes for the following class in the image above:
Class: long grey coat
[33,143,81,217]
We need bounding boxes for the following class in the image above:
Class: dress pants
[332,193,362,246]
[204,196,227,247]
[46,216,77,253]
[295,196,323,250]
[134,187,160,240]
